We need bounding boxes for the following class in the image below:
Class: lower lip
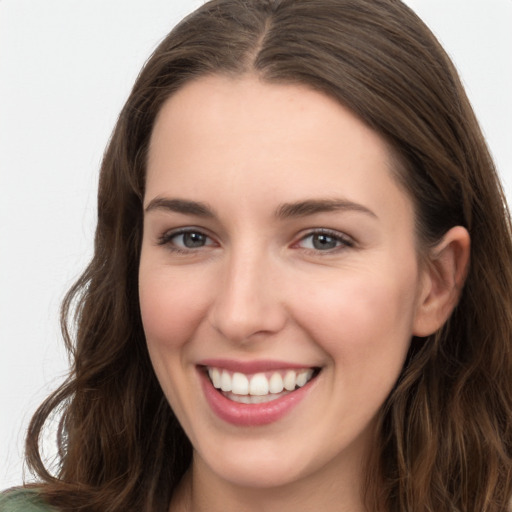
[199,369,316,426]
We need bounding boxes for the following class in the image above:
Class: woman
[2,0,511,510]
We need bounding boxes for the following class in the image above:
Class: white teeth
[283,370,297,391]
[269,372,284,393]
[249,373,269,396]
[296,370,310,387]
[220,370,232,392]
[232,372,249,395]
[210,368,221,389]
[225,391,288,404]
[207,367,316,397]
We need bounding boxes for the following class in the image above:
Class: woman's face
[139,75,430,491]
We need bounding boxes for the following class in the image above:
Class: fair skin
[138,75,469,512]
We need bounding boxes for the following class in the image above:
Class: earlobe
[413,226,470,337]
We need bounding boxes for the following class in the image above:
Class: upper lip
[197,358,318,374]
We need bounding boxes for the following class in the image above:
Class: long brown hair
[24,1,512,510]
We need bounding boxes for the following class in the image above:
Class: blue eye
[298,231,353,251]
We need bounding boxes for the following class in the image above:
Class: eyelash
[157,228,354,254]
[157,228,217,254]
[294,229,354,253]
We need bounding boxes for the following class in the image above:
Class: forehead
[148,74,392,164]
[146,75,413,229]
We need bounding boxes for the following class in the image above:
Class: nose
[208,247,287,344]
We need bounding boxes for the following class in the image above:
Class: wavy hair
[24,1,512,510]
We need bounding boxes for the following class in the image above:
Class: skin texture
[138,75,470,512]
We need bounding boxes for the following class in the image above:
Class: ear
[413,226,470,337]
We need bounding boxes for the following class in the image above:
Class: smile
[198,361,321,426]
[207,367,316,404]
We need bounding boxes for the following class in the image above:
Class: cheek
[138,267,210,350]
[295,269,419,372]
[138,267,211,425]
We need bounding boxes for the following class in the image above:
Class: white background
[1,0,511,490]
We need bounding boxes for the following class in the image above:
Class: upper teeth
[207,367,314,396]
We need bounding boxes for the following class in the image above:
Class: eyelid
[157,226,218,251]
[292,228,355,252]
[155,226,354,254]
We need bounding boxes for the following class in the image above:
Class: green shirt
[0,490,55,512]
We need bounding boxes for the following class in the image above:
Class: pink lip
[198,358,311,373]
[198,365,317,427]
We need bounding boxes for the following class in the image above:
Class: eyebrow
[144,197,215,217]
[275,199,377,219]
[144,197,377,220]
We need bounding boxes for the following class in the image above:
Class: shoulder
[0,489,56,512]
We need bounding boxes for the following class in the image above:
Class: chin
[193,432,355,492]
[204,454,312,489]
